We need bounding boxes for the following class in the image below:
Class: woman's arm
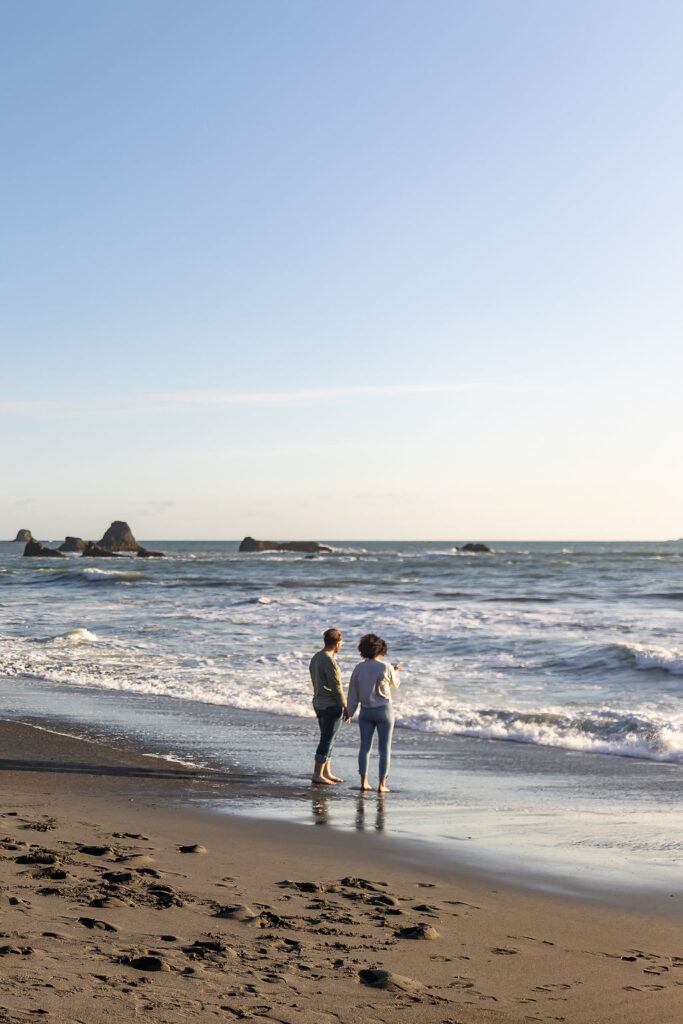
[346,668,359,719]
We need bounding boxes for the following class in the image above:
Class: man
[309,628,347,785]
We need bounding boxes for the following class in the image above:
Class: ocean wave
[81,568,144,583]
[397,706,683,764]
[1,627,680,764]
[51,628,100,645]
[537,640,683,677]
[31,567,145,586]
[627,643,683,675]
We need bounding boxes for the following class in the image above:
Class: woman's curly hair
[358,633,387,659]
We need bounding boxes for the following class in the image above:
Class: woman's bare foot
[378,779,390,793]
[359,774,372,791]
[323,764,343,783]
[311,775,336,785]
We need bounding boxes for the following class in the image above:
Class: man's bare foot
[311,775,336,785]
[378,782,390,793]
[324,771,344,783]
[359,781,372,791]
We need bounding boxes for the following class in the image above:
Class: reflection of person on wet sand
[355,792,386,832]
[311,791,330,825]
[309,628,347,786]
[346,633,400,793]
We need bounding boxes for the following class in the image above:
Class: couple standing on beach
[309,628,400,792]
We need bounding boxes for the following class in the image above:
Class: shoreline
[2,715,682,915]
[2,680,681,909]
[0,718,681,1023]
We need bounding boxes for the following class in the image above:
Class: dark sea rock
[81,542,119,558]
[58,536,86,552]
[97,521,140,552]
[23,539,64,558]
[90,521,165,557]
[14,529,32,542]
[239,536,332,554]
[459,542,493,553]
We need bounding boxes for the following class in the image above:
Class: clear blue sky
[2,1,681,539]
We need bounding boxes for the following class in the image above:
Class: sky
[1,0,682,540]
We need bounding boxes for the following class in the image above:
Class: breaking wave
[399,706,683,764]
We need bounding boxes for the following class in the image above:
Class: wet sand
[0,719,681,1023]
[3,677,681,905]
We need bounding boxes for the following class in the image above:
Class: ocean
[1,539,681,897]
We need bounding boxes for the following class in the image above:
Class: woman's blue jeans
[315,706,344,763]
[358,704,395,779]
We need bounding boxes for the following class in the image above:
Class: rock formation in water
[97,521,140,552]
[23,539,64,558]
[81,542,119,557]
[239,536,332,554]
[59,536,87,552]
[81,521,164,557]
[459,542,493,553]
[14,529,32,542]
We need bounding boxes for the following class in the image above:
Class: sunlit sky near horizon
[2,1,682,540]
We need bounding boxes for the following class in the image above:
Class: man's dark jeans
[315,705,344,763]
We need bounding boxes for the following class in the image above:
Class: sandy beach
[0,720,680,1024]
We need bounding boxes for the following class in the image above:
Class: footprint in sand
[490,947,518,955]
[78,917,118,932]
[115,853,155,867]
[213,903,257,921]
[15,849,59,866]
[101,869,134,884]
[181,938,234,963]
[178,843,207,854]
[78,845,113,857]
[35,867,68,880]
[121,953,170,972]
[20,818,56,832]
[368,894,401,908]
[359,967,426,998]
[340,876,386,892]
[396,924,440,941]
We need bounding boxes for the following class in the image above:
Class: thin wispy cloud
[1,383,510,419]
[0,400,54,414]
[139,383,493,409]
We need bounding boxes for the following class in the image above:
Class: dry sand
[0,720,680,1023]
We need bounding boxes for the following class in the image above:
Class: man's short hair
[358,633,387,658]
[323,628,342,647]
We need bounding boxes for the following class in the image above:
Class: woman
[346,633,400,793]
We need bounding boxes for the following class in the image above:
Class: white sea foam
[52,628,100,645]
[398,706,683,763]
[81,568,143,582]
[3,539,683,769]
[1,626,680,763]
[626,643,683,675]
